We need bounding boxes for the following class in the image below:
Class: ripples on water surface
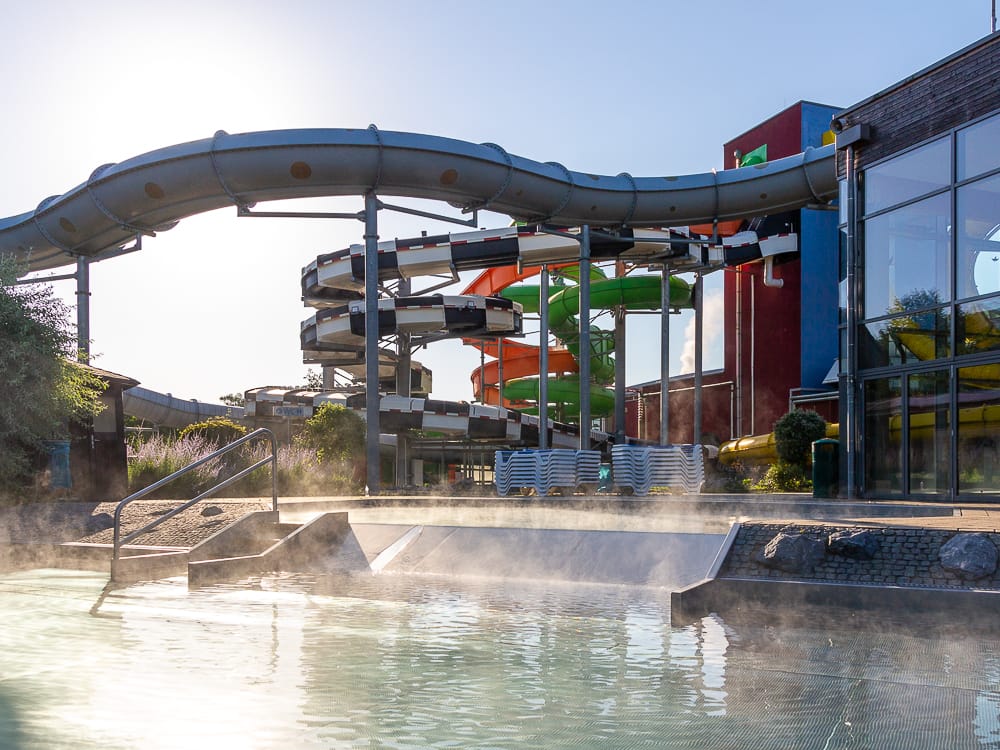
[1,568,1000,748]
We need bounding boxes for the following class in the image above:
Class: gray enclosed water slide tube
[0,127,837,274]
[122,385,245,429]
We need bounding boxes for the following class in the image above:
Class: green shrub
[178,417,247,446]
[295,404,365,463]
[773,409,827,467]
[752,461,812,492]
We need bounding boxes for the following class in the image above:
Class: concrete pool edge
[672,577,1000,628]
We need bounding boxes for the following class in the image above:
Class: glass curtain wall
[857,110,1000,499]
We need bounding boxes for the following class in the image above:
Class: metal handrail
[111,427,278,577]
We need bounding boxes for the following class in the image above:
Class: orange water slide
[467,338,579,405]
[462,262,578,405]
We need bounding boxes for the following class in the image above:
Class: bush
[178,417,247,445]
[773,409,827,467]
[295,404,365,463]
[751,461,812,492]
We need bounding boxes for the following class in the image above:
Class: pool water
[1,567,1000,749]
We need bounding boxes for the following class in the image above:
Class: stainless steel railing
[111,428,278,578]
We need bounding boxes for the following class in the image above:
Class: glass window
[908,370,951,495]
[860,308,950,369]
[957,366,1000,497]
[864,377,903,495]
[863,193,951,320]
[838,227,848,322]
[838,179,849,225]
[958,112,1000,181]
[957,295,1000,356]
[957,173,1000,299]
[864,137,951,215]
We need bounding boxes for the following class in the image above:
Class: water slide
[1,127,836,450]
[1,127,836,274]
[122,385,245,429]
[464,265,694,414]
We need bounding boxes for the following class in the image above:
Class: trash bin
[812,438,838,498]
[44,440,72,490]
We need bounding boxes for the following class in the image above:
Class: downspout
[762,256,784,287]
[750,275,756,434]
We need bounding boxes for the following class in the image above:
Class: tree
[303,368,324,390]
[773,409,827,468]
[0,257,105,489]
[219,392,246,407]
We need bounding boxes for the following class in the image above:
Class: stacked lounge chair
[611,444,705,495]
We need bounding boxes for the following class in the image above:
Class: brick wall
[837,34,1000,176]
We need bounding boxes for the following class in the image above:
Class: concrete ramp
[188,511,369,587]
[352,524,727,589]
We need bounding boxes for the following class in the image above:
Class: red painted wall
[723,104,803,438]
[624,103,828,445]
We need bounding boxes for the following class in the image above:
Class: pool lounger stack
[611,444,705,495]
[495,449,601,496]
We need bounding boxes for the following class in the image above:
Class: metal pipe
[479,343,486,404]
[693,273,703,445]
[844,145,858,499]
[539,265,549,450]
[578,226,591,450]
[660,267,671,446]
[364,192,380,496]
[762,256,784,287]
[750,274,756,434]
[76,256,90,364]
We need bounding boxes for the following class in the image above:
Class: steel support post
[395,277,411,487]
[497,338,504,406]
[76,256,91,364]
[693,273,704,445]
[578,226,591,450]
[364,192,381,495]
[539,266,550,449]
[660,267,671,446]
[614,304,626,444]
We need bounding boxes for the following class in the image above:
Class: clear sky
[0,0,993,404]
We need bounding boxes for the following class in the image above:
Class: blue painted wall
[799,102,841,389]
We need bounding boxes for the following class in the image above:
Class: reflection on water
[1,568,999,748]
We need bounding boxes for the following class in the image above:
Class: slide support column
[539,265,550,450]
[76,255,91,364]
[395,277,411,488]
[364,192,381,495]
[693,272,703,445]
[578,226,591,450]
[614,262,626,445]
[660,267,671,446]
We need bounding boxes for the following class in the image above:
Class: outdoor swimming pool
[1,567,999,748]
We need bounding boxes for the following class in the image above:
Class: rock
[828,529,880,560]
[83,512,114,534]
[939,533,998,580]
[200,505,224,517]
[758,530,826,574]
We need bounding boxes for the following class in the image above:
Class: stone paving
[719,521,1000,591]
[0,499,269,549]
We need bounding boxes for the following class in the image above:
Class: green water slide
[500,272,693,416]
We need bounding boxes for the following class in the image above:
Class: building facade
[838,32,1000,501]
